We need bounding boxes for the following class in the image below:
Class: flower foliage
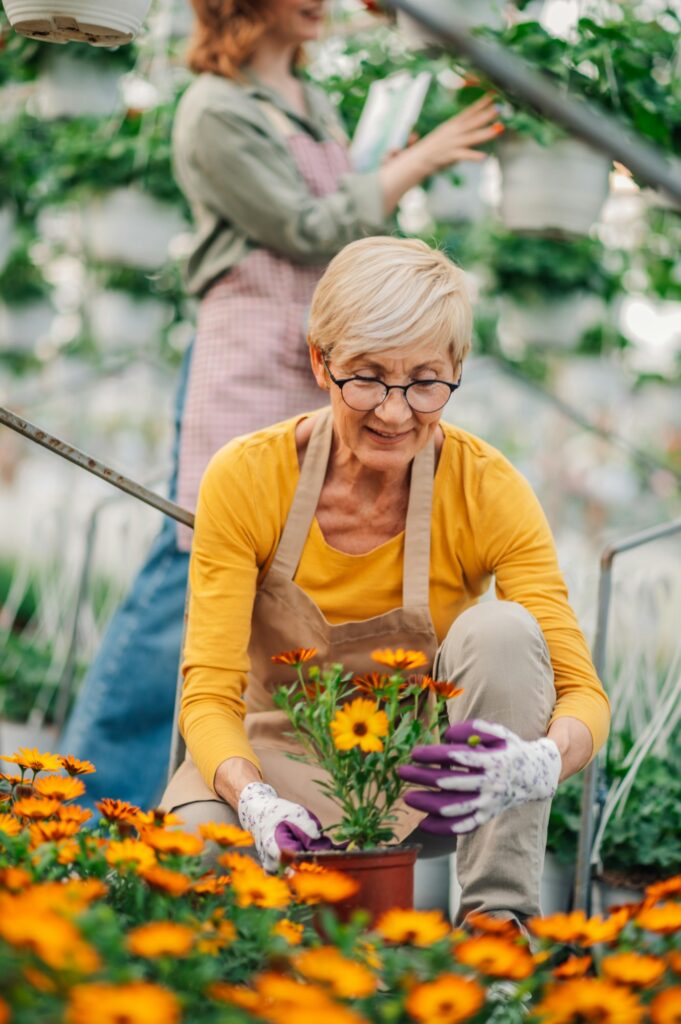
[0,748,680,1024]
[272,649,454,847]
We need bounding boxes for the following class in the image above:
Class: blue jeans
[59,347,192,811]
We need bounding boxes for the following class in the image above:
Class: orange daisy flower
[601,951,666,988]
[105,839,156,872]
[218,850,261,874]
[420,676,464,699]
[376,908,450,946]
[650,987,681,1024]
[273,918,304,945]
[668,951,681,974]
[288,865,359,904]
[580,909,630,946]
[96,798,142,826]
[271,647,318,666]
[127,921,195,958]
[405,973,485,1024]
[138,865,192,897]
[139,828,204,857]
[12,796,61,820]
[192,874,229,895]
[134,809,184,829]
[34,776,86,802]
[529,910,588,944]
[0,813,22,837]
[56,805,92,826]
[353,671,401,695]
[454,934,534,980]
[0,866,32,891]
[530,978,644,1023]
[467,911,523,937]
[553,955,593,979]
[56,839,80,865]
[1,748,63,773]
[0,995,9,1024]
[66,981,181,1024]
[330,698,388,753]
[371,648,429,670]
[231,870,291,909]
[636,902,681,935]
[197,917,236,954]
[207,982,260,1011]
[199,822,254,847]
[59,755,96,776]
[645,876,681,902]
[29,819,81,845]
[294,946,377,998]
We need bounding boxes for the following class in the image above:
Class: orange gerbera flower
[12,796,61,820]
[66,981,181,1024]
[601,951,666,987]
[454,935,534,980]
[0,909,100,974]
[56,805,92,826]
[139,828,204,857]
[34,776,86,802]
[420,676,464,699]
[353,672,408,697]
[0,813,22,837]
[0,866,32,891]
[529,910,588,944]
[127,921,195,958]
[273,918,304,945]
[231,870,291,909]
[59,755,96,776]
[138,865,192,897]
[96,798,141,826]
[405,973,485,1024]
[636,902,681,934]
[105,839,156,872]
[192,874,229,895]
[134,809,184,829]
[371,648,428,670]
[294,946,378,998]
[530,979,644,1023]
[288,864,359,904]
[330,698,388,753]
[1,748,63,773]
[199,822,254,847]
[580,909,630,947]
[646,876,681,902]
[376,908,450,946]
[467,911,522,937]
[218,850,261,874]
[29,819,81,845]
[553,955,593,979]
[271,647,318,665]
[650,987,681,1024]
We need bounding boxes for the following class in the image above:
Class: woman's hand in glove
[237,781,325,872]
[398,719,561,835]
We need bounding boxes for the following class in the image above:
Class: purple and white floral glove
[398,719,561,835]
[237,782,324,872]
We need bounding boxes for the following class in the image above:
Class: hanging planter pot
[3,0,152,45]
[0,298,54,352]
[81,186,187,270]
[499,291,605,350]
[35,49,124,118]
[426,163,486,224]
[88,288,171,352]
[497,136,611,235]
[0,207,16,275]
[284,844,421,926]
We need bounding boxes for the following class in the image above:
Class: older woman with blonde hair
[163,236,610,926]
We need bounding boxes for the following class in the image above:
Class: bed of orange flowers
[0,748,680,1024]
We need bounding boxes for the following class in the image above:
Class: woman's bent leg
[171,799,258,872]
[432,601,557,925]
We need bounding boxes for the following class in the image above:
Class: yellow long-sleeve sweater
[181,412,610,791]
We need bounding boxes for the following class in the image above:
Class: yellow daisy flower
[371,648,428,670]
[330,698,388,753]
[1,748,63,773]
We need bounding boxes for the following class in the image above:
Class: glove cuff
[237,781,277,828]
[536,737,562,797]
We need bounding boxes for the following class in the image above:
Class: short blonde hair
[308,236,472,365]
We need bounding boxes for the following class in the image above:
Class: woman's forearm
[379,145,437,215]
[213,756,262,811]
[547,716,594,782]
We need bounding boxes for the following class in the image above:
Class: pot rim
[283,842,422,862]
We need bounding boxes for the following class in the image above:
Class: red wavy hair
[187,0,273,79]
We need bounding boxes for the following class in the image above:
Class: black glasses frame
[322,356,463,413]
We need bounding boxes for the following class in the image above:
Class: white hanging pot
[3,0,152,44]
[500,292,605,350]
[497,136,611,235]
[81,186,187,270]
[35,49,124,118]
[427,163,486,223]
[0,207,16,275]
[0,299,54,351]
[88,288,171,351]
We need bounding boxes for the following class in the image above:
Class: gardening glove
[237,782,331,872]
[398,719,561,835]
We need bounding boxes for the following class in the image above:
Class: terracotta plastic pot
[4,0,152,44]
[283,844,421,924]
[497,136,611,235]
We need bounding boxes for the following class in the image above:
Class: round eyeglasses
[323,357,462,414]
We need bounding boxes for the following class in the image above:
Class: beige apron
[163,408,439,842]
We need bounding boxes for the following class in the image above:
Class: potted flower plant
[3,0,152,46]
[273,646,461,921]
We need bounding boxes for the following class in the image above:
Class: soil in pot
[283,844,421,925]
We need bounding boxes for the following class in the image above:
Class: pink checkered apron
[176,104,350,549]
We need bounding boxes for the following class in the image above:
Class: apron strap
[402,436,435,609]
[270,409,334,579]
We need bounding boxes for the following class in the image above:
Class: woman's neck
[246,38,300,94]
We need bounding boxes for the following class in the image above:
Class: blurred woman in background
[60,0,502,810]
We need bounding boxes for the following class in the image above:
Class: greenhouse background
[1,0,680,918]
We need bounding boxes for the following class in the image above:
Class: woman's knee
[171,799,240,834]
[440,601,545,671]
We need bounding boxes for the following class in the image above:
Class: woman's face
[263,0,326,44]
[310,342,459,476]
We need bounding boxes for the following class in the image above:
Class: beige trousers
[172,601,556,923]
